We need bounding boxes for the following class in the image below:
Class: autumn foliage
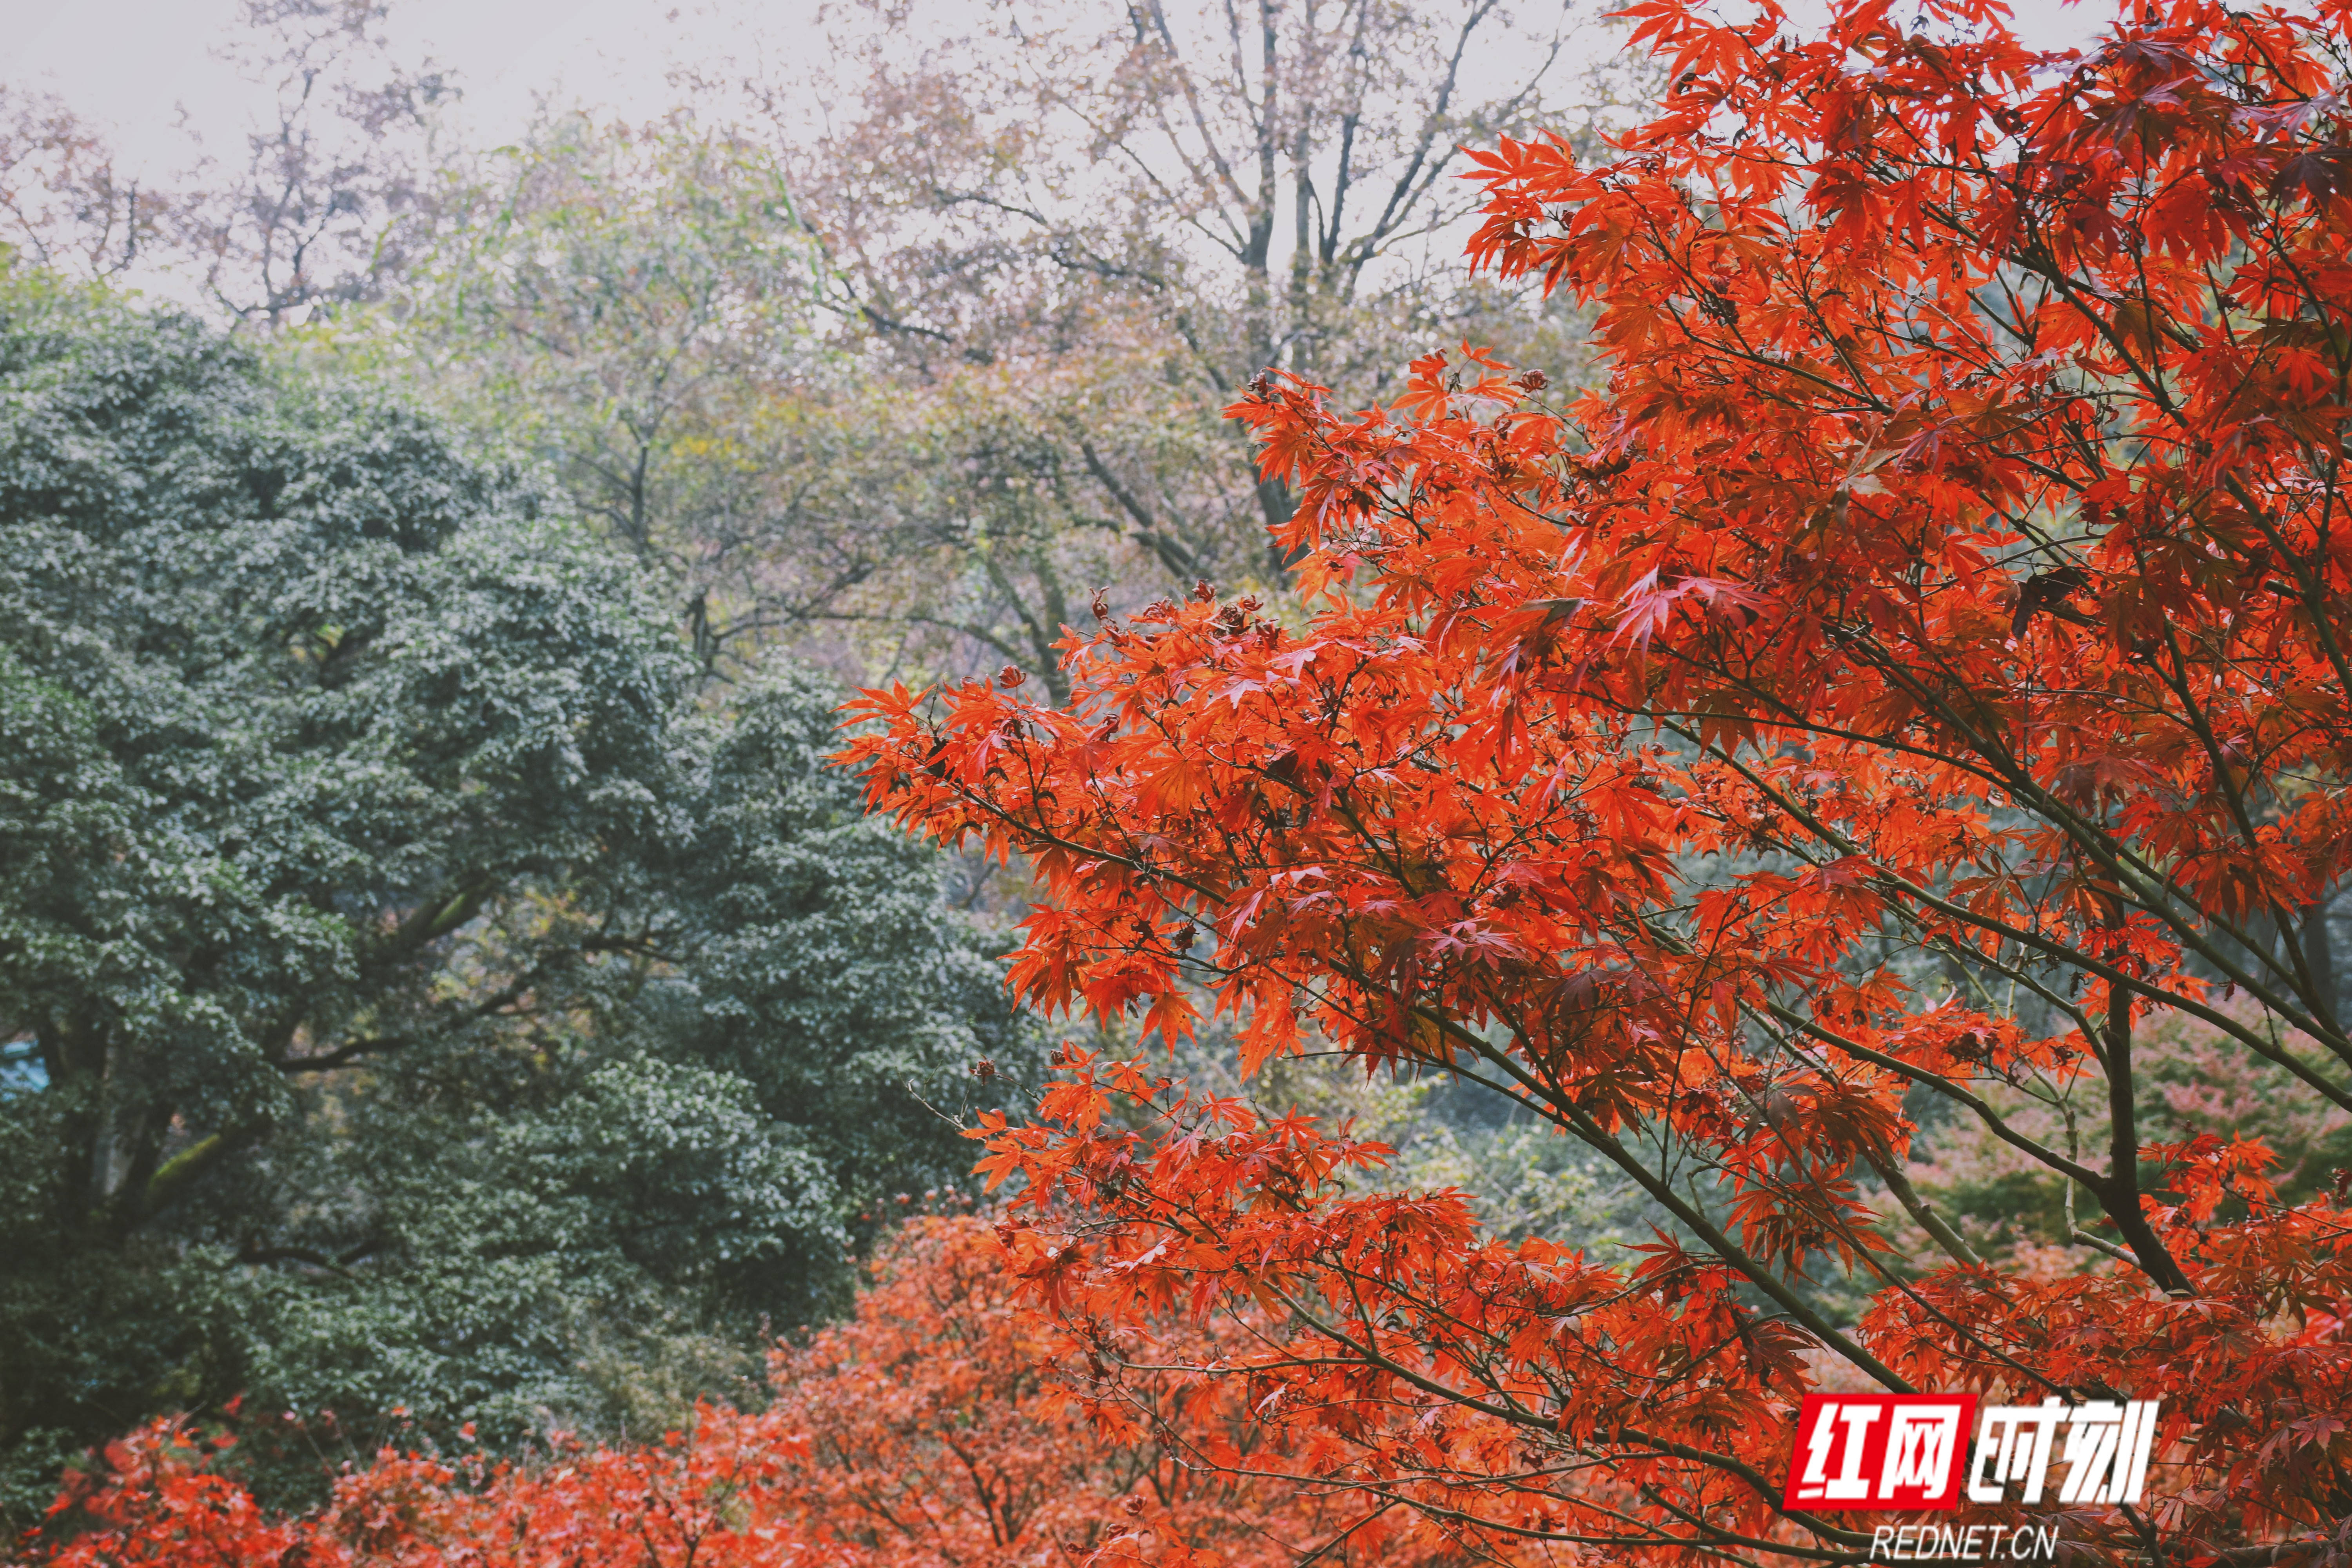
[845,0,2352,1562]
[25,1216,1459,1567]
[33,1410,801,1568]
[765,1213,1450,1565]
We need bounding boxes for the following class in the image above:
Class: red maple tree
[29,1216,1458,1567]
[35,1397,814,1568]
[766,1211,1454,1565]
[846,0,2352,1561]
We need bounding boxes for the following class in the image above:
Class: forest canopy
[1,0,1640,1538]
[9,0,2352,1563]
[0,272,1031,1524]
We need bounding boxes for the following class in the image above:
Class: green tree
[0,270,1025,1525]
[377,115,875,679]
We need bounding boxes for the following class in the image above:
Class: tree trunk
[2303,895,2338,1031]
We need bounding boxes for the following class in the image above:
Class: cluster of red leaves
[34,1405,813,1568]
[764,1214,1457,1566]
[26,1217,1461,1568]
[844,0,2352,1563]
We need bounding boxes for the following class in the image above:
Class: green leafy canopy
[0,269,1031,1523]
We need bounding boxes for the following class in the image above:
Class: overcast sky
[0,0,2109,185]
[0,0,817,180]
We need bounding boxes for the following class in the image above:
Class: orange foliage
[766,1214,1452,1565]
[26,1217,1455,1567]
[35,1400,815,1568]
[33,1418,806,1568]
[844,1,2352,1562]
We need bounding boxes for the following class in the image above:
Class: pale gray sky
[0,0,825,181]
[1,0,2109,190]
[0,0,2117,201]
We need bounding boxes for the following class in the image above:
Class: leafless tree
[176,0,456,327]
[682,0,1644,692]
[0,87,177,280]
